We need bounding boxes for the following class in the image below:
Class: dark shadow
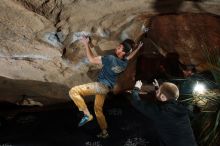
[160,52,185,78]
[0,93,160,146]
[136,50,187,83]
[153,0,184,13]
[0,76,70,105]
[153,0,210,14]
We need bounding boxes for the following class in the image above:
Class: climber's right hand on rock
[81,36,90,46]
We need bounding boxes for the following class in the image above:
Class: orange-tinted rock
[150,13,220,71]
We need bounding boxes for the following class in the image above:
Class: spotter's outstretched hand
[153,79,159,90]
[135,80,143,89]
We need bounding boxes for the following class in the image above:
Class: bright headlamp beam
[193,82,206,94]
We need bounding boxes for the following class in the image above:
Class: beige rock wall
[0,0,219,104]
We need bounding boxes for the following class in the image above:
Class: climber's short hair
[121,39,135,55]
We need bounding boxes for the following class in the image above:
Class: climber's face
[115,44,126,59]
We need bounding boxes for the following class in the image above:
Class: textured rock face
[0,0,59,81]
[150,13,220,71]
[0,0,220,104]
[135,13,220,83]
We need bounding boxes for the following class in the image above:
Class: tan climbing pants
[69,82,109,130]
